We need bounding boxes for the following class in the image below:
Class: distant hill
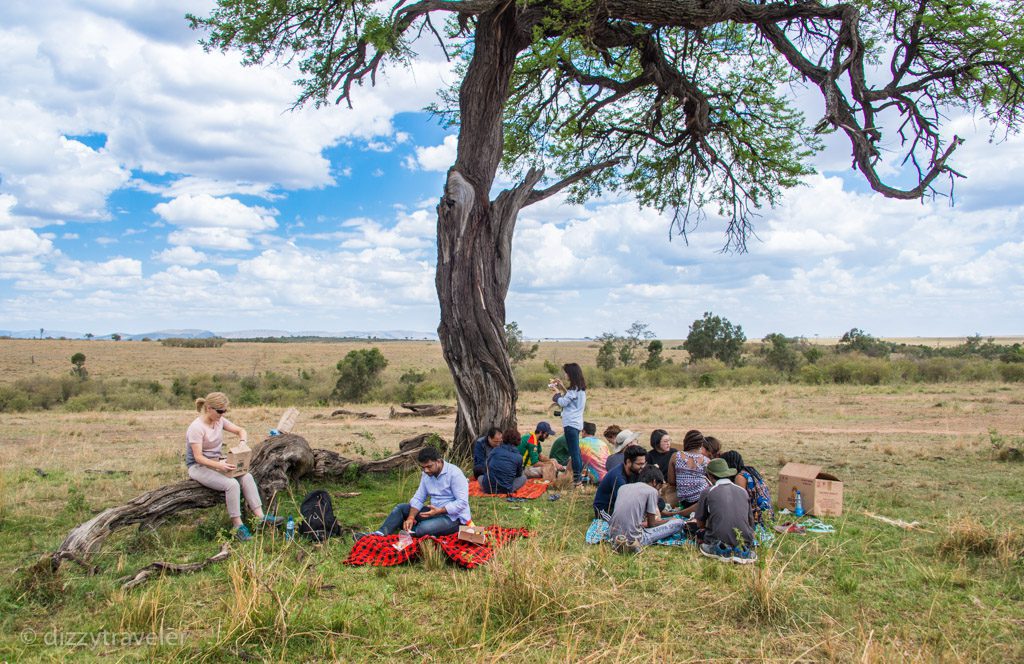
[0,328,438,341]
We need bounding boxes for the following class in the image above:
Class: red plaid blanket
[344,526,531,569]
[467,478,549,499]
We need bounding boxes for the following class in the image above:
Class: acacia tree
[191,0,1023,455]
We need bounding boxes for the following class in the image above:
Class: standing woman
[550,362,587,486]
[185,392,280,541]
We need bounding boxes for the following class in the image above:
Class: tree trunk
[436,3,536,458]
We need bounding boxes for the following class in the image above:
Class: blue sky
[1,1,1022,340]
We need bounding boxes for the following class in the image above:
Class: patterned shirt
[674,450,710,504]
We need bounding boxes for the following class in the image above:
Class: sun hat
[707,458,738,478]
[612,429,641,453]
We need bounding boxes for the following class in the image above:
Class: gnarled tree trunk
[436,3,536,457]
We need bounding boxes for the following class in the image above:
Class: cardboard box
[778,462,844,517]
[222,441,253,478]
[457,525,487,545]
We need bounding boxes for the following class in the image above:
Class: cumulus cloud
[404,135,457,172]
[154,245,207,266]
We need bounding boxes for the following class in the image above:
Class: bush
[999,363,1024,382]
[332,348,388,401]
[160,337,227,348]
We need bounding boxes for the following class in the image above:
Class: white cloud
[154,245,207,266]
[405,135,457,172]
[154,194,277,232]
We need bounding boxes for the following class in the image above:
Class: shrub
[160,337,226,348]
[999,363,1024,382]
[798,363,827,385]
[332,348,388,401]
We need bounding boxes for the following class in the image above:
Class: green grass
[1,443,1022,663]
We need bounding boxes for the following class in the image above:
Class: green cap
[707,458,737,478]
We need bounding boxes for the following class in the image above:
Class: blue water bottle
[286,516,295,541]
[794,490,805,517]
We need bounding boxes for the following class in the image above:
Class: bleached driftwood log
[49,432,445,571]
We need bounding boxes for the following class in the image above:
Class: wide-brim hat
[707,458,738,478]
[612,429,640,453]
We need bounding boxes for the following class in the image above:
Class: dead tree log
[330,408,376,419]
[389,403,456,418]
[49,432,446,571]
[119,543,231,590]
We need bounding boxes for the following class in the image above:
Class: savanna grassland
[0,340,1022,662]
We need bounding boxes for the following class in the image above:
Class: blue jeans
[478,473,527,494]
[564,426,583,483]
[378,503,461,537]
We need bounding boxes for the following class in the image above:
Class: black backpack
[297,489,343,542]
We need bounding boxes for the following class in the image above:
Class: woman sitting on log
[185,392,281,541]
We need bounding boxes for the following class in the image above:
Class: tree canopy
[192,0,1024,244]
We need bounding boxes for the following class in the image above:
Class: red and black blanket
[467,478,549,499]
[344,526,531,569]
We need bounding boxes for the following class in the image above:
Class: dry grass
[1,341,1024,661]
[940,516,1024,567]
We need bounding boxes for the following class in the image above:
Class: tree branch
[524,159,624,206]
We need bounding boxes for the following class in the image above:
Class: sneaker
[234,524,253,542]
[260,515,285,527]
[731,546,758,564]
[352,531,382,543]
[699,541,732,563]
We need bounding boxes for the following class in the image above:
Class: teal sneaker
[731,546,758,564]
[260,515,285,527]
[234,524,253,542]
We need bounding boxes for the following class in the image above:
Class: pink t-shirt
[185,416,233,466]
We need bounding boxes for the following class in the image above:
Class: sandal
[803,518,835,533]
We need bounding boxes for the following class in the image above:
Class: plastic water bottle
[285,516,295,541]
[794,490,805,517]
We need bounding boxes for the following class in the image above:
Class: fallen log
[49,432,446,571]
[389,403,455,418]
[119,543,231,590]
[330,408,376,419]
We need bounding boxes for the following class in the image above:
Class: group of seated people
[592,427,770,561]
[358,424,771,564]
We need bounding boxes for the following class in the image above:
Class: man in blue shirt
[358,447,472,539]
[593,444,647,517]
[472,427,503,478]
[479,434,526,494]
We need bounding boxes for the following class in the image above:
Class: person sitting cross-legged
[592,444,647,518]
[479,428,527,494]
[519,421,566,480]
[355,446,471,540]
[472,426,503,479]
[695,458,757,564]
[608,466,687,553]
